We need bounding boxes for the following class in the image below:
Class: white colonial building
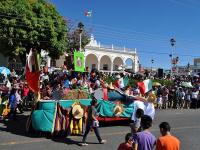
[84,35,139,73]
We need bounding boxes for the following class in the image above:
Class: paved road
[0,109,200,150]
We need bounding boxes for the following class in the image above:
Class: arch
[125,58,134,70]
[100,55,112,71]
[113,57,123,71]
[85,54,98,70]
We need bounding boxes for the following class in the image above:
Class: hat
[108,83,115,90]
[113,104,123,116]
[147,93,156,103]
[72,104,84,119]
[116,75,121,79]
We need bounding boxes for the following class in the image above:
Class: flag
[74,51,85,72]
[137,79,152,95]
[25,49,40,92]
[85,10,92,17]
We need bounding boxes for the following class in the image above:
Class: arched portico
[100,55,112,71]
[125,58,134,70]
[85,54,98,70]
[113,57,123,71]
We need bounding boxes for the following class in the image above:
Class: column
[97,56,101,71]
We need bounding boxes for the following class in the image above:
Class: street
[0,109,200,150]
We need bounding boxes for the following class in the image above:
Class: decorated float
[24,50,155,135]
[31,86,155,135]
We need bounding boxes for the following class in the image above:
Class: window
[103,64,108,70]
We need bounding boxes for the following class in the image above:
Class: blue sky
[50,0,200,69]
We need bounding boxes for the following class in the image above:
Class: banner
[25,49,40,92]
[74,51,85,72]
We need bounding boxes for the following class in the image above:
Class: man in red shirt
[156,122,180,150]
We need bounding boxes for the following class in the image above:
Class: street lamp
[170,38,176,77]
[151,59,154,76]
[78,22,84,52]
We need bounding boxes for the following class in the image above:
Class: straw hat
[72,104,84,119]
[147,93,156,103]
[113,104,123,116]
[108,83,115,90]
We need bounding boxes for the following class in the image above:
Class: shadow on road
[0,112,131,146]
[0,112,51,138]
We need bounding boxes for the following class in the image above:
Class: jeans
[82,122,102,143]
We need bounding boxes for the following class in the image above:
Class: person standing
[156,122,180,150]
[9,88,17,120]
[81,98,106,146]
[132,115,156,150]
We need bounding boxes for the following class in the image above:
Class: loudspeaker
[158,68,163,78]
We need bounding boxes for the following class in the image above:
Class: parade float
[24,50,155,135]
[31,86,155,135]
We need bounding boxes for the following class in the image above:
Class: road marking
[1,125,200,146]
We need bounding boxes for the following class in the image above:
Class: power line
[1,13,200,47]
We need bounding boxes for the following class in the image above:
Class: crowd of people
[0,66,200,120]
[1,66,200,150]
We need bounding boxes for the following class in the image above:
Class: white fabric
[119,78,124,88]
[131,100,155,121]
[27,49,33,72]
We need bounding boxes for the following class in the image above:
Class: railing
[86,44,136,53]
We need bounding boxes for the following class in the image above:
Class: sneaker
[80,143,88,146]
[99,140,106,144]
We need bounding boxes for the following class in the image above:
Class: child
[133,108,144,132]
[117,133,133,150]
[157,94,162,109]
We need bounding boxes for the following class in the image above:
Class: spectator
[133,108,144,132]
[132,115,156,150]
[157,94,163,109]
[9,88,17,120]
[117,133,133,150]
[156,122,180,150]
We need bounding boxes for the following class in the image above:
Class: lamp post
[151,59,154,76]
[170,38,176,77]
[78,22,84,52]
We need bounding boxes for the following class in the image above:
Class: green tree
[0,0,68,64]
[65,21,90,68]
[67,22,90,52]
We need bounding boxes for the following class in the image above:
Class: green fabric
[123,76,129,87]
[32,101,57,132]
[74,51,85,72]
[32,99,135,132]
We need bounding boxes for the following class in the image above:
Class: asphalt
[0,109,200,150]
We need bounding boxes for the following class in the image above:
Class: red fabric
[103,88,108,100]
[137,82,145,95]
[114,80,120,88]
[25,65,40,92]
[117,143,132,150]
